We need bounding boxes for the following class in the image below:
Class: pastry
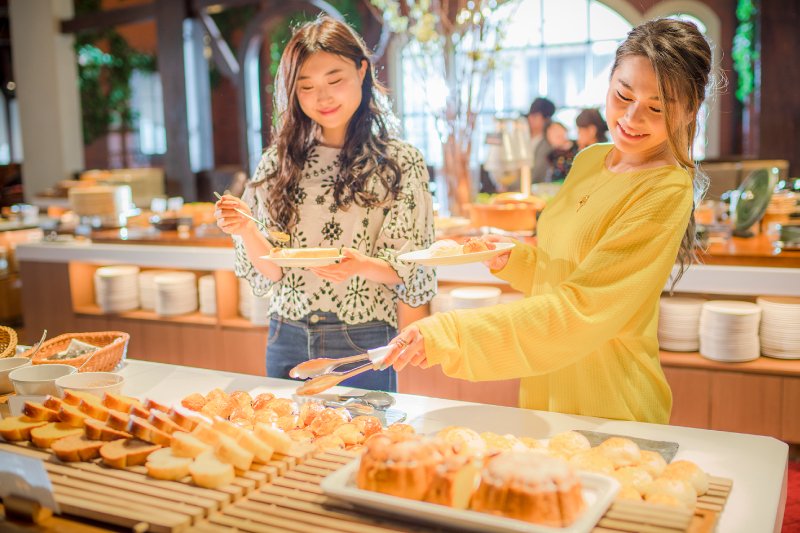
[615,485,643,501]
[271,247,339,259]
[597,437,641,468]
[351,415,383,438]
[180,392,207,412]
[251,392,276,411]
[428,239,463,257]
[480,431,526,452]
[637,450,667,478]
[643,478,697,510]
[568,449,615,475]
[308,407,350,436]
[612,466,653,493]
[436,426,487,456]
[423,454,481,509]
[332,423,364,446]
[298,402,326,427]
[252,408,278,426]
[661,459,708,496]
[314,434,346,451]
[547,431,591,458]
[385,423,415,435]
[462,237,496,254]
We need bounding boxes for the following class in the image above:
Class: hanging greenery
[732,0,758,103]
[74,0,156,145]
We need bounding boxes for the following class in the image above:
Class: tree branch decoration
[732,0,757,104]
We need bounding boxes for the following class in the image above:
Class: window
[0,92,23,164]
[130,70,167,155]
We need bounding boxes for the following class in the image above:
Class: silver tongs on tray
[291,345,392,396]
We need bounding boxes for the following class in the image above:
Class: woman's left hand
[380,325,427,371]
[308,247,366,283]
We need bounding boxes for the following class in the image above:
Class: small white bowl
[55,371,125,398]
[9,364,77,396]
[0,357,32,394]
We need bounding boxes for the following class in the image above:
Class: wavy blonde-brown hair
[612,19,716,288]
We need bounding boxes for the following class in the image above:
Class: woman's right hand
[482,234,514,270]
[215,194,255,236]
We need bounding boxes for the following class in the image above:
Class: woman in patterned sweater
[215,17,435,391]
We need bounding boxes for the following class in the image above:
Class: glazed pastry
[385,423,415,435]
[286,428,315,444]
[275,414,300,432]
[308,408,350,436]
[423,454,481,509]
[332,423,364,446]
[252,408,278,427]
[314,434,346,451]
[251,392,276,411]
[265,398,298,418]
[298,402,326,427]
[351,415,383,438]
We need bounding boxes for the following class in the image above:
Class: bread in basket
[21,331,129,372]
[0,325,17,359]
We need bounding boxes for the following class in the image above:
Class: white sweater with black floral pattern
[233,140,436,327]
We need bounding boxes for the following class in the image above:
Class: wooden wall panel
[136,322,183,365]
[220,328,267,376]
[179,324,223,370]
[710,372,782,438]
[664,367,711,429]
[399,365,519,408]
[782,378,800,444]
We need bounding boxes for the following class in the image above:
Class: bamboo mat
[0,442,732,533]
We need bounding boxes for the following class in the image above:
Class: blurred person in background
[526,97,556,183]
[545,122,578,182]
[576,108,609,150]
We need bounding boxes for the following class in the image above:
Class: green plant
[732,0,758,103]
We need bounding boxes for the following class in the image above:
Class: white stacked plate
[94,265,139,313]
[198,275,216,317]
[658,297,705,352]
[239,278,253,319]
[138,270,174,311]
[250,294,270,326]
[449,287,502,310]
[757,296,800,359]
[699,300,761,362]
[153,272,198,317]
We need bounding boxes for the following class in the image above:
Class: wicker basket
[22,331,130,372]
[0,325,17,359]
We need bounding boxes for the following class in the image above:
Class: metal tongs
[291,345,393,396]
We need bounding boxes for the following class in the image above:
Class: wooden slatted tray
[0,441,732,533]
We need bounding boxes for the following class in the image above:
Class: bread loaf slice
[189,450,234,489]
[168,408,200,431]
[212,417,273,464]
[100,439,160,469]
[144,398,171,414]
[191,421,223,447]
[102,392,143,412]
[42,395,64,411]
[214,433,254,471]
[57,404,89,428]
[106,409,130,431]
[149,410,183,434]
[128,415,172,447]
[51,434,106,462]
[77,398,110,422]
[30,422,84,448]
[0,416,48,441]
[84,418,132,441]
[171,431,212,458]
[22,401,61,422]
[254,422,294,455]
[145,447,193,480]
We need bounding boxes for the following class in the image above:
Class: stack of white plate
[757,296,800,359]
[699,300,761,362]
[94,265,139,313]
[239,278,253,319]
[450,287,502,310]
[138,270,174,311]
[153,272,198,317]
[250,294,270,326]
[658,297,705,352]
[198,275,216,316]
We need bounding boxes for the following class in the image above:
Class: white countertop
[117,359,788,533]
[16,240,800,296]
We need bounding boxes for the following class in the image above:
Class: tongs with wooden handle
[293,346,392,396]
[213,192,290,243]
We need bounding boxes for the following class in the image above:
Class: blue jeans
[267,311,397,392]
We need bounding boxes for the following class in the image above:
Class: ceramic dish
[0,357,32,394]
[8,364,77,396]
[55,371,125,398]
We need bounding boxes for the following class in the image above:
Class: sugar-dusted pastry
[437,426,487,456]
[200,397,233,420]
[597,437,641,468]
[637,450,667,478]
[547,431,591,458]
[568,449,615,475]
[315,434,346,451]
[286,428,315,444]
[275,414,300,432]
[520,437,545,450]
[385,423,415,435]
[480,432,526,452]
[252,408,278,426]
[423,454,481,509]
[643,478,697,510]
[204,388,228,403]
[612,466,653,493]
[228,391,253,410]
[298,401,326,427]
[229,404,254,423]
[333,423,364,446]
[661,459,708,496]
[471,451,585,527]
[615,485,643,501]
[351,415,383,438]
[462,237,496,254]
[308,407,350,437]
[251,392,276,411]
[265,398,298,418]
[428,239,463,258]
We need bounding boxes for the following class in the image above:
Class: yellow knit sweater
[417,143,693,423]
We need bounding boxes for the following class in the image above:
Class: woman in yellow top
[382,19,716,424]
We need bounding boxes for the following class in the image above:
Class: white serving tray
[320,458,620,533]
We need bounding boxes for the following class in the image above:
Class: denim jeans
[266,311,397,392]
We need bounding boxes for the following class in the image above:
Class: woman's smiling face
[605,56,671,157]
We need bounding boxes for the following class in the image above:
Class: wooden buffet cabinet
[15,231,800,443]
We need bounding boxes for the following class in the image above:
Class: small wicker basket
[22,331,130,372]
[0,325,17,359]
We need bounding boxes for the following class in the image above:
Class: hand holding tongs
[214,192,290,243]
[292,345,392,396]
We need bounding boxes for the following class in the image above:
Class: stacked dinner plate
[138,270,174,311]
[449,287,502,310]
[699,300,761,362]
[153,272,198,317]
[94,265,140,313]
[250,294,270,326]
[757,296,800,359]
[198,275,217,316]
[658,297,705,352]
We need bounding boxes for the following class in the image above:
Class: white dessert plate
[260,252,344,268]
[321,458,619,533]
[398,242,515,267]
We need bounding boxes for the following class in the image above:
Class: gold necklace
[576,174,607,212]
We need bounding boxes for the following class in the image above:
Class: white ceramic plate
[260,254,345,268]
[321,458,619,533]
[398,242,515,267]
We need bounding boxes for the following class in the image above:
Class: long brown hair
[263,16,402,232]
[611,18,715,288]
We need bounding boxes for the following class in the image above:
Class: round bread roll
[520,437,545,450]
[569,449,615,475]
[548,431,591,458]
[386,423,416,434]
[612,466,653,493]
[437,426,487,455]
[351,415,383,438]
[480,432,526,452]
[597,437,641,468]
[661,460,708,496]
[428,239,462,257]
[644,478,697,510]
[637,450,667,477]
[615,485,643,501]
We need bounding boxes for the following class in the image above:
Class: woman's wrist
[360,255,402,285]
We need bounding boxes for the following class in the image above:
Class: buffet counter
[2,359,785,533]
